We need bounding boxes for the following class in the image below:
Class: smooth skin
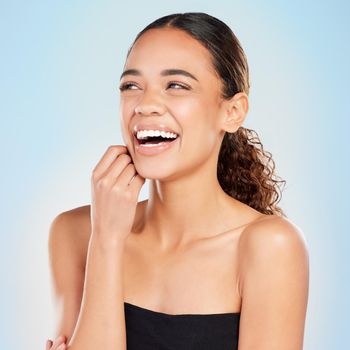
[48,146,145,350]
[47,27,309,349]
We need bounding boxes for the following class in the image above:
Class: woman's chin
[134,164,175,181]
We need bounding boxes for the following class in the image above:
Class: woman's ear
[220,92,249,133]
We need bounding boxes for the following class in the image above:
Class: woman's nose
[134,90,166,116]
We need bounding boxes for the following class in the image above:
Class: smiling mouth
[133,134,179,146]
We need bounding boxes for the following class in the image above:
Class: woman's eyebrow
[119,68,198,82]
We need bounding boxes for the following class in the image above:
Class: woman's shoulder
[54,204,91,222]
[237,213,309,281]
[49,205,92,265]
[49,199,148,256]
[51,205,92,238]
[239,214,308,252]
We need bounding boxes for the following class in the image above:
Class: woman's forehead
[131,28,204,54]
[124,28,217,79]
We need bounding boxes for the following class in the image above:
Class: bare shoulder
[48,199,147,261]
[238,214,309,266]
[49,205,92,261]
[241,215,306,246]
[50,204,91,232]
[236,214,310,349]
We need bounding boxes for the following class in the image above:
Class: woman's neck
[139,177,245,251]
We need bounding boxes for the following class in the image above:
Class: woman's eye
[119,83,138,91]
[119,82,190,91]
[168,82,189,89]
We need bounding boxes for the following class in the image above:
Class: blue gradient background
[1,1,349,349]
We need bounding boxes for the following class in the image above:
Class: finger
[92,145,128,179]
[52,335,66,348]
[57,344,67,350]
[114,162,137,187]
[128,173,146,193]
[46,339,53,350]
[99,153,133,186]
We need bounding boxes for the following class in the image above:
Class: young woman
[46,12,309,350]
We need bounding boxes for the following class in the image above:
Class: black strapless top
[124,302,241,349]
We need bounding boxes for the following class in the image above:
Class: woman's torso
[71,199,268,348]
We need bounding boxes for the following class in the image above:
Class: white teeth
[136,129,178,140]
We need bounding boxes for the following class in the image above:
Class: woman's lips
[133,133,179,146]
[133,133,180,156]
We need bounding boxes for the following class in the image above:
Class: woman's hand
[90,145,145,245]
[46,335,67,350]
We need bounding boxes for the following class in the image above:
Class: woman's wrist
[89,231,127,256]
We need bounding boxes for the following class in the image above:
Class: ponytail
[218,127,286,216]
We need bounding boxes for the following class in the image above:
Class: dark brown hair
[126,12,287,217]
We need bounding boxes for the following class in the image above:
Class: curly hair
[127,12,287,217]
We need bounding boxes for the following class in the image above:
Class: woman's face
[119,27,228,181]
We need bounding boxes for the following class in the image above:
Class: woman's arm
[48,209,90,345]
[66,232,127,349]
[237,216,309,350]
[48,145,145,350]
[48,210,127,350]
